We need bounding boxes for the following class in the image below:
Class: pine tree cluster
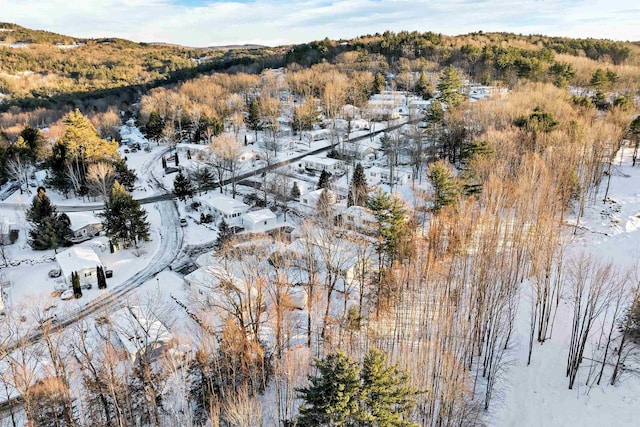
[296,349,419,427]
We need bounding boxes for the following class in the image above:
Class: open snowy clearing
[493,150,640,427]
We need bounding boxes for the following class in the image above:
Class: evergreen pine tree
[427,160,460,213]
[48,142,72,194]
[291,181,301,200]
[97,265,107,289]
[72,271,82,299]
[246,98,262,140]
[358,348,420,427]
[367,189,409,264]
[19,125,45,161]
[26,188,72,250]
[113,160,137,192]
[374,72,386,94]
[414,71,432,99]
[58,109,119,169]
[628,115,640,167]
[215,218,233,248]
[174,151,179,166]
[101,181,150,247]
[347,163,368,207]
[436,65,463,107]
[144,110,165,141]
[425,99,445,125]
[173,172,194,201]
[317,169,331,190]
[459,140,494,166]
[297,351,361,427]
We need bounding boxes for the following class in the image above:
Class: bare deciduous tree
[86,162,116,200]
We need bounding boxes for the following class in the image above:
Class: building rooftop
[244,209,276,223]
[55,246,102,276]
[196,194,249,215]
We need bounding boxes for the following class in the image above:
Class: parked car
[48,268,62,278]
[180,218,188,227]
[105,269,113,278]
[80,283,93,290]
[60,289,74,300]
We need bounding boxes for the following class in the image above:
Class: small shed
[243,209,277,232]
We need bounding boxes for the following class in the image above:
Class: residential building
[196,194,250,225]
[301,155,344,173]
[67,212,103,243]
[55,246,103,286]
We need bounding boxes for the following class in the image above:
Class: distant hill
[0,22,285,113]
[0,23,638,118]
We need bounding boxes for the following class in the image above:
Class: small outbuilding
[243,209,277,232]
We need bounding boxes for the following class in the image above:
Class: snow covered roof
[196,194,249,215]
[109,305,171,356]
[367,166,389,175]
[67,212,102,230]
[338,205,377,222]
[55,246,102,275]
[304,155,342,166]
[244,209,276,224]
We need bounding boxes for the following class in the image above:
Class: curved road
[0,118,416,348]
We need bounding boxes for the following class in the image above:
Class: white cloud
[0,0,637,46]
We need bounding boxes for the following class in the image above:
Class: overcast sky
[1,0,638,47]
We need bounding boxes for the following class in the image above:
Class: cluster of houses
[195,194,277,232]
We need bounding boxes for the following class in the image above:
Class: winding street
[0,117,416,348]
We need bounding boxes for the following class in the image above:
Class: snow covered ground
[5,114,635,425]
[493,150,640,427]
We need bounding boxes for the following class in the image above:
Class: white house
[67,212,103,243]
[336,205,378,235]
[340,104,361,119]
[55,246,103,286]
[351,119,370,132]
[300,188,337,209]
[302,155,344,173]
[243,209,277,232]
[196,194,250,225]
[408,99,432,111]
[184,264,261,323]
[303,129,331,144]
[337,142,376,161]
[366,166,412,186]
[104,305,173,362]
